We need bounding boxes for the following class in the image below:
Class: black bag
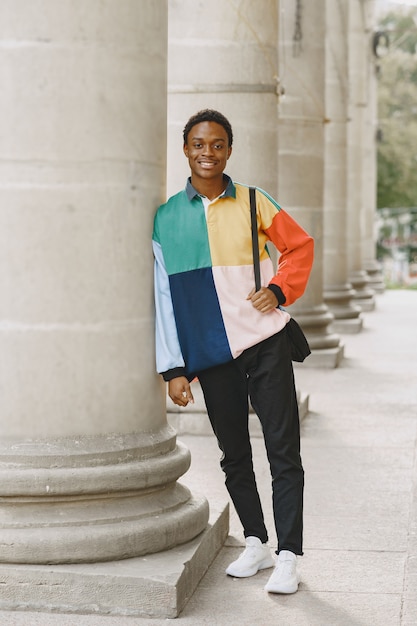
[285,317,311,362]
[249,187,311,363]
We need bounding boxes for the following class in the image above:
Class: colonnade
[0,0,381,618]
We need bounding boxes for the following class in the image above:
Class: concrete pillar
[0,1,223,618]
[347,0,376,310]
[323,0,363,333]
[167,0,280,196]
[277,0,343,366]
[361,0,385,294]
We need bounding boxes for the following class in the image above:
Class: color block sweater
[153,176,314,381]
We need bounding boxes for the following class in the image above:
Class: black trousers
[197,327,304,555]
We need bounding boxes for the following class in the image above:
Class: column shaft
[0,0,208,565]
[347,0,376,310]
[168,0,280,195]
[278,0,343,366]
[361,0,385,294]
[323,0,363,333]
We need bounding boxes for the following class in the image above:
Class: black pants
[197,327,304,555]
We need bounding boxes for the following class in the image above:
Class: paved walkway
[1,289,416,625]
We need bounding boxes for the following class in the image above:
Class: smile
[199,161,217,168]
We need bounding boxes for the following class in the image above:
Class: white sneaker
[264,550,299,594]
[225,536,275,578]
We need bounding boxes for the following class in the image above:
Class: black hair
[183,109,233,147]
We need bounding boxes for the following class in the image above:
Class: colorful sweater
[153,176,314,380]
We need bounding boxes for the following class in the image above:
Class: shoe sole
[264,576,299,594]
[225,556,275,578]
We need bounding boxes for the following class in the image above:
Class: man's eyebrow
[191,136,226,142]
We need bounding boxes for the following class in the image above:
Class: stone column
[0,2,215,616]
[347,0,376,310]
[361,0,385,294]
[323,0,363,333]
[167,0,280,196]
[277,0,343,366]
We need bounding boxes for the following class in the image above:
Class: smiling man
[152,109,314,595]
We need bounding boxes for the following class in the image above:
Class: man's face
[183,121,232,181]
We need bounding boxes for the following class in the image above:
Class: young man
[153,109,314,594]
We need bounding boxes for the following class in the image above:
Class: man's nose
[202,144,214,155]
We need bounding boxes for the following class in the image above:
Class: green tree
[377,9,417,208]
[379,10,417,55]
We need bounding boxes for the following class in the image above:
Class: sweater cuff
[161,367,188,382]
[267,284,286,306]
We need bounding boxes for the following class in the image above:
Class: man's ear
[227,146,232,160]
[183,143,189,158]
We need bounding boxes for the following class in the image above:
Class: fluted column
[168,0,280,195]
[0,0,208,567]
[347,0,376,310]
[277,0,343,366]
[323,0,363,333]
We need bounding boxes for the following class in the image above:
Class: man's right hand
[168,376,195,407]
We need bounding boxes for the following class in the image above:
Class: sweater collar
[185,174,236,201]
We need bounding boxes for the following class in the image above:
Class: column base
[353,296,376,312]
[331,317,364,334]
[350,270,376,311]
[0,501,229,619]
[0,428,209,564]
[324,283,363,333]
[300,343,345,368]
[364,260,386,294]
[288,303,343,366]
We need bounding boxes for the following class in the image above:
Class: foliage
[377,9,417,208]
[379,10,417,55]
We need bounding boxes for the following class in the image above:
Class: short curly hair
[183,109,233,147]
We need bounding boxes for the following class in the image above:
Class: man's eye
[214,144,224,150]
[193,143,202,148]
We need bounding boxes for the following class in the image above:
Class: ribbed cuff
[161,367,187,382]
[267,284,286,306]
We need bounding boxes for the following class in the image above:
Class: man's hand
[247,287,278,313]
[168,376,195,407]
